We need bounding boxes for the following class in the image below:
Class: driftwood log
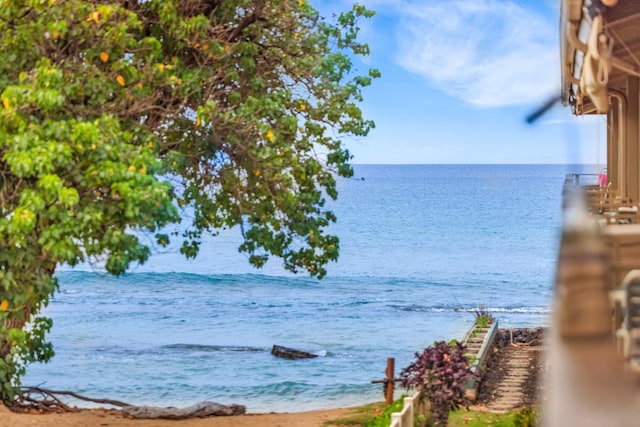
[121,401,246,419]
[16,388,245,419]
[271,345,318,360]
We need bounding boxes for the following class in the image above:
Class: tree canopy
[0,0,378,404]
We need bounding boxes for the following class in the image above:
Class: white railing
[469,320,499,375]
[389,392,421,427]
[464,320,499,401]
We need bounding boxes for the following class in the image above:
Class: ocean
[24,164,597,412]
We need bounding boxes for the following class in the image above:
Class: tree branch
[227,0,266,42]
[19,387,132,408]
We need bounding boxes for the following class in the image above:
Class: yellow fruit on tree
[266,130,275,142]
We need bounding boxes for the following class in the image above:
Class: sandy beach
[0,403,365,427]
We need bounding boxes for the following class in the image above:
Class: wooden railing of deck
[563,173,599,187]
[563,173,638,224]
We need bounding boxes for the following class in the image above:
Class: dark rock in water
[271,345,318,359]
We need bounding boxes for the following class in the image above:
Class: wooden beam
[626,76,640,203]
[608,104,617,193]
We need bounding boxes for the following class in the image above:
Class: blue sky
[314,0,608,164]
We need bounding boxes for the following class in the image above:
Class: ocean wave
[54,270,318,286]
[388,304,551,314]
[161,344,268,353]
[225,380,374,400]
[159,344,333,358]
[54,270,499,289]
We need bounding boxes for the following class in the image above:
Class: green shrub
[474,304,495,328]
[400,342,473,427]
[513,407,539,427]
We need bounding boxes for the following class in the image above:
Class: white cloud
[394,0,559,107]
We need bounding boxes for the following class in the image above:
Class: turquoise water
[24,164,596,412]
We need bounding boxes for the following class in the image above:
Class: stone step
[499,383,524,388]
[485,408,511,414]
[507,363,532,369]
[492,396,523,403]
[492,398,523,405]
[487,402,521,411]
[490,397,523,403]
[487,405,521,412]
[474,328,545,414]
[496,388,524,393]
[500,382,524,387]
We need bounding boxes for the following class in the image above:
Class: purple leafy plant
[399,341,474,427]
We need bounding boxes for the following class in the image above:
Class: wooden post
[371,357,397,405]
[385,357,395,405]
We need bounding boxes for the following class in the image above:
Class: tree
[0,0,378,404]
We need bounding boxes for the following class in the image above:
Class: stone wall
[494,327,547,348]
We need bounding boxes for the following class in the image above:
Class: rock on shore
[494,327,547,348]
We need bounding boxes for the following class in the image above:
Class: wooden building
[548,0,640,424]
